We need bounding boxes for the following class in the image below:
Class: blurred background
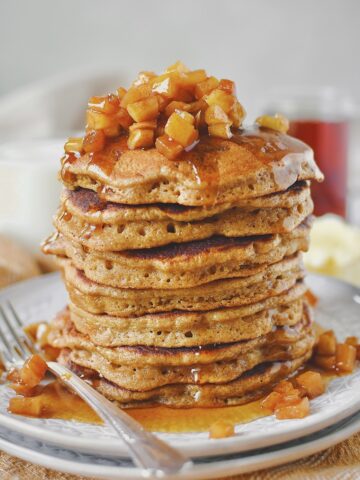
[0,0,359,286]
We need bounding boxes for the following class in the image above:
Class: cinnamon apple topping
[261,329,359,420]
[64,61,253,160]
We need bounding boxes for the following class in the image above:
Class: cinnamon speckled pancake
[61,256,306,316]
[43,219,311,290]
[61,181,310,223]
[60,127,323,207]
[60,351,313,408]
[64,261,306,317]
[50,301,312,363]
[54,193,313,251]
[61,321,313,391]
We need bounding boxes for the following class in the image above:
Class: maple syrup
[231,127,323,191]
[8,379,268,432]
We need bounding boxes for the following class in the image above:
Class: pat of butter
[304,215,360,275]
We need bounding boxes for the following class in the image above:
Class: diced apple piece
[117,87,127,101]
[127,129,154,150]
[86,109,115,130]
[165,101,190,117]
[229,101,246,128]
[336,343,356,373]
[127,96,159,122]
[273,381,296,395]
[8,396,43,417]
[10,383,38,397]
[103,125,121,137]
[129,121,157,131]
[155,94,170,112]
[83,130,106,154]
[155,135,183,160]
[19,354,47,388]
[209,420,235,439]
[317,330,337,356]
[275,397,310,420]
[314,355,336,371]
[346,337,360,360]
[261,391,282,411]
[345,336,358,347]
[296,371,325,398]
[165,61,190,74]
[120,84,151,108]
[165,112,198,147]
[64,137,83,154]
[218,79,236,95]
[205,89,236,114]
[195,77,219,99]
[187,98,207,114]
[181,69,207,87]
[7,368,20,383]
[175,110,195,125]
[205,105,230,125]
[116,108,134,129]
[208,123,232,139]
[151,73,180,98]
[88,94,119,114]
[256,113,289,134]
[132,71,156,86]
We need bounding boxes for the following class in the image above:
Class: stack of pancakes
[43,127,323,407]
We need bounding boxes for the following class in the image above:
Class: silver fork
[0,302,192,477]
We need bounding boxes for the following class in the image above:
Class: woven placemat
[1,432,360,480]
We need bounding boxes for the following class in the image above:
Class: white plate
[0,273,359,459]
[0,408,360,479]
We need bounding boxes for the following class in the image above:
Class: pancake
[63,320,313,391]
[54,193,313,251]
[62,256,306,316]
[60,127,323,207]
[68,292,305,349]
[60,351,313,408]
[61,180,310,224]
[45,231,309,291]
[51,304,312,367]
[43,219,311,290]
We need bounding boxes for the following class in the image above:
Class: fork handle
[48,362,191,476]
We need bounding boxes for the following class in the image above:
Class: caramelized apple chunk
[205,89,235,114]
[209,420,235,439]
[83,130,106,153]
[194,76,219,99]
[208,123,232,139]
[256,113,289,134]
[261,391,282,411]
[19,354,48,388]
[346,337,360,360]
[165,112,198,147]
[296,371,325,398]
[128,129,154,150]
[336,343,357,373]
[88,94,119,114]
[127,96,159,122]
[155,135,183,160]
[275,397,310,420]
[316,330,337,356]
[314,354,336,371]
[61,62,250,159]
[64,137,83,154]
